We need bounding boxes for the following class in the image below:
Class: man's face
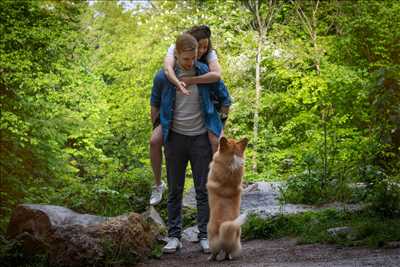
[176,49,197,70]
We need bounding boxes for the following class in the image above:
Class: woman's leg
[150,125,163,186]
[149,125,165,205]
[208,131,218,154]
[208,128,224,154]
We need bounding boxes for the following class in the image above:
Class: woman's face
[198,38,209,59]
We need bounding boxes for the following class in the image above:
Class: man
[150,33,231,254]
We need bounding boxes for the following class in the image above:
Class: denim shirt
[150,61,231,144]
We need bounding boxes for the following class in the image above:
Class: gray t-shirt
[171,66,207,136]
[167,44,218,63]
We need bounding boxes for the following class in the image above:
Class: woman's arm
[164,55,190,95]
[180,59,221,85]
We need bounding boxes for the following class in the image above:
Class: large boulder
[6,204,158,266]
[183,182,364,218]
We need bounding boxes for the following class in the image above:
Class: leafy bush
[367,176,400,218]
[242,209,400,247]
[21,168,153,217]
[282,172,326,204]
[102,238,139,267]
[0,235,47,267]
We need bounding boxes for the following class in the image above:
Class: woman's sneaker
[150,181,165,206]
[163,237,182,253]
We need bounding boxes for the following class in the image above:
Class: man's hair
[175,33,198,54]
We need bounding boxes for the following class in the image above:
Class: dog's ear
[219,137,228,151]
[237,138,248,152]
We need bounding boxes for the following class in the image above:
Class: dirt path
[139,182,399,266]
[137,238,400,267]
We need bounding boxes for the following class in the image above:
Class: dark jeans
[164,131,212,239]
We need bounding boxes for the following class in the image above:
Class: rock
[7,204,157,266]
[7,204,108,238]
[243,183,258,193]
[240,182,286,216]
[241,191,278,210]
[182,225,199,243]
[142,206,167,242]
[327,226,353,238]
[183,182,284,209]
[182,181,364,219]
[254,182,284,193]
[142,206,166,230]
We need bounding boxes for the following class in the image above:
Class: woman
[149,25,231,206]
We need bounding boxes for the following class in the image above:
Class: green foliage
[0,0,157,233]
[367,174,400,218]
[0,235,47,267]
[22,168,153,217]
[0,0,92,232]
[242,209,400,247]
[149,242,164,259]
[0,0,399,257]
[102,238,139,266]
[242,209,347,241]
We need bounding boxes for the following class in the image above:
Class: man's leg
[164,131,188,239]
[189,133,212,240]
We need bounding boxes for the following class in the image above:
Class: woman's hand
[220,106,229,114]
[177,81,190,95]
[164,53,190,95]
[179,76,194,87]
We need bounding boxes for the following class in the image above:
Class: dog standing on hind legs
[207,137,248,261]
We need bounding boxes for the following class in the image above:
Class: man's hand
[177,81,190,95]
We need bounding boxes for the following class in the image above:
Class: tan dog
[207,137,248,261]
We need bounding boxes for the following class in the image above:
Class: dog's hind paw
[224,253,233,261]
[208,254,217,261]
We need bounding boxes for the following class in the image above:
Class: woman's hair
[175,33,198,54]
[186,25,213,63]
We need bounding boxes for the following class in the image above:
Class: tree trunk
[253,34,263,171]
[245,0,278,171]
[251,0,266,172]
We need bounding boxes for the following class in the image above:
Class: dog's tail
[233,213,247,226]
[219,213,247,255]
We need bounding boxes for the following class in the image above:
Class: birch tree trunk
[250,0,278,172]
[253,31,263,171]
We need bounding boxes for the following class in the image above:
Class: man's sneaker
[163,237,182,254]
[150,181,165,206]
[199,238,211,254]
